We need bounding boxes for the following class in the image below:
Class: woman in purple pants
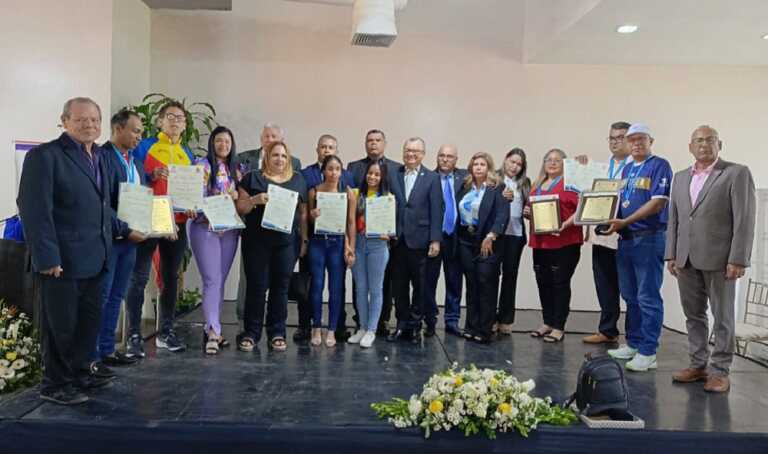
[188,126,243,355]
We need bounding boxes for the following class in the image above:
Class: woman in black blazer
[455,152,510,343]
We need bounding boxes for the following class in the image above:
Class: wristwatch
[485,233,497,242]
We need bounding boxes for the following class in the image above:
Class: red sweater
[527,179,583,249]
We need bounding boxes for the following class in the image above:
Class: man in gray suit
[665,125,756,393]
[235,122,302,172]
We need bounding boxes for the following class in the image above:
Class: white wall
[111,0,151,113]
[147,11,768,331]
[0,0,113,219]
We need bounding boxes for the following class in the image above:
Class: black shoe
[101,351,137,367]
[424,325,436,337]
[40,386,89,405]
[376,326,390,337]
[125,333,145,359]
[293,327,311,342]
[445,324,463,337]
[335,329,351,342]
[156,331,187,352]
[411,331,422,344]
[387,329,412,342]
[75,374,114,390]
[89,361,117,379]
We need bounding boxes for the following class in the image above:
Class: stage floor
[2,303,767,453]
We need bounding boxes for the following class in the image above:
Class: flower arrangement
[0,301,42,394]
[371,364,577,439]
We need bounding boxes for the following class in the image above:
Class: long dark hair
[321,154,345,191]
[502,147,531,199]
[206,126,238,194]
[357,159,390,216]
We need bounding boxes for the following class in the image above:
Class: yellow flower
[429,400,444,414]
[489,378,498,386]
[454,376,463,387]
[498,403,511,414]
[5,352,17,361]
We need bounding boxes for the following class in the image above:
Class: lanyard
[535,175,561,196]
[609,157,629,179]
[622,157,652,203]
[112,144,137,184]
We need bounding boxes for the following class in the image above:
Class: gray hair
[692,124,720,140]
[61,97,101,120]
[263,122,285,138]
[403,136,426,151]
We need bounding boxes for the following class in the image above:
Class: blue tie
[443,175,455,235]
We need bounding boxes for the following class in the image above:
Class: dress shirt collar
[691,158,718,175]
[405,165,421,176]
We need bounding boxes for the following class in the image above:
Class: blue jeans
[617,231,666,356]
[93,241,136,360]
[309,236,345,330]
[352,234,389,331]
[424,234,462,328]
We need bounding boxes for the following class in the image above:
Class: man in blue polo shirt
[604,123,673,372]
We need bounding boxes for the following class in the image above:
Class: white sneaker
[608,344,638,360]
[625,353,658,372]
[360,331,376,348]
[348,329,366,344]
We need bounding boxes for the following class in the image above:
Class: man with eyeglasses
[579,121,633,345]
[387,137,443,344]
[665,125,755,393]
[603,123,673,372]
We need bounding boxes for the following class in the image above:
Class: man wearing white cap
[603,123,673,372]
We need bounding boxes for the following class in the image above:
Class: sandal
[325,331,337,348]
[543,331,565,343]
[238,336,255,352]
[310,328,323,346]
[498,323,514,335]
[461,330,475,340]
[218,338,230,348]
[270,337,287,351]
[205,337,220,355]
[530,326,552,338]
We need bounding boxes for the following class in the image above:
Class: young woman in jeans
[307,155,357,347]
[188,126,243,355]
[349,160,393,348]
[525,148,583,343]
[236,141,308,352]
[496,148,531,335]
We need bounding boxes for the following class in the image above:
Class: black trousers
[243,235,295,341]
[532,244,581,331]
[391,243,427,332]
[592,244,621,337]
[126,223,187,336]
[296,255,312,330]
[497,235,526,324]
[39,273,103,392]
[458,240,501,339]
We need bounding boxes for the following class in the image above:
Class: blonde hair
[463,152,500,190]
[532,148,567,190]
[262,141,294,180]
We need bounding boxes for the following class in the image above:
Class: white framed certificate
[564,159,610,193]
[365,194,396,237]
[261,184,299,234]
[117,183,154,235]
[202,194,245,232]
[315,191,347,235]
[167,164,205,211]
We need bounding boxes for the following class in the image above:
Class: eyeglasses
[544,158,563,164]
[608,135,626,143]
[404,148,424,154]
[692,137,719,145]
[164,113,186,122]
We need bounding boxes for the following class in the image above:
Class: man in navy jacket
[387,137,443,343]
[17,98,139,405]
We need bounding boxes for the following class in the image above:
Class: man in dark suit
[17,98,141,405]
[234,122,302,323]
[347,129,401,335]
[424,144,466,337]
[387,137,443,343]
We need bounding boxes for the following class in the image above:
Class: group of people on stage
[17,97,755,405]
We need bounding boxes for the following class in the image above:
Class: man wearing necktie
[424,145,467,337]
[388,137,443,343]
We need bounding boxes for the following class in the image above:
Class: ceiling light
[616,24,638,34]
[762,33,768,40]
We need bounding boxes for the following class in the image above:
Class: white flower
[19,348,29,356]
[11,359,26,370]
[0,359,9,368]
[408,395,423,417]
[522,379,536,392]
[0,378,5,390]
[0,366,15,379]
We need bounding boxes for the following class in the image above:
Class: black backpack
[564,353,630,417]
